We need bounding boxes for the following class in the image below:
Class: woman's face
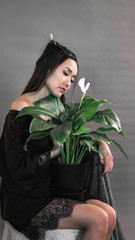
[46,58,78,98]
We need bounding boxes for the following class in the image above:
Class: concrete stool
[2,221,82,240]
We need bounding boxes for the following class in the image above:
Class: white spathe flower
[78,77,90,94]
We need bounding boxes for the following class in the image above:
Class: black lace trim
[22,198,82,240]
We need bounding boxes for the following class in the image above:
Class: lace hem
[22,198,82,240]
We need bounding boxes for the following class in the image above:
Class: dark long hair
[22,40,79,103]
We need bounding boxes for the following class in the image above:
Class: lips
[59,87,66,93]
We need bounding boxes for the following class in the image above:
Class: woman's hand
[39,104,52,121]
[98,140,113,174]
[50,142,61,159]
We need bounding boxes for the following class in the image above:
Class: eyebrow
[65,67,76,78]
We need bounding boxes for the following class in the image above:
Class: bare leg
[58,202,109,240]
[86,199,116,240]
[24,198,114,240]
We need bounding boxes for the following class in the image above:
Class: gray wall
[0,0,135,239]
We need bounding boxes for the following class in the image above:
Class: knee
[89,208,109,236]
[96,209,109,233]
[107,206,117,230]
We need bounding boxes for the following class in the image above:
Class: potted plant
[16,78,127,200]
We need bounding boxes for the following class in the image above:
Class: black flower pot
[50,154,92,202]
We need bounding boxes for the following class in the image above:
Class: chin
[51,91,61,98]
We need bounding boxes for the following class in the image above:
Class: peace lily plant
[17,78,127,164]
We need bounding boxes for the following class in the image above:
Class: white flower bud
[78,77,90,94]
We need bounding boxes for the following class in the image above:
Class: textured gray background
[0,0,135,239]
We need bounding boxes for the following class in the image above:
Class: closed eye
[63,70,75,84]
[63,71,68,76]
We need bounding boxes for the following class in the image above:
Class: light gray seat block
[2,221,82,240]
[2,221,29,240]
[45,229,82,240]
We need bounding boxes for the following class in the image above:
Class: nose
[64,77,71,88]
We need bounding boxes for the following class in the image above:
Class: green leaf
[74,102,100,128]
[111,139,128,159]
[80,138,93,150]
[51,121,73,145]
[85,132,113,144]
[82,102,100,122]
[16,106,59,119]
[81,95,111,108]
[72,124,91,135]
[30,117,57,133]
[25,130,50,150]
[35,95,65,115]
[90,109,122,132]
[119,131,127,138]
[97,127,116,132]
[97,127,127,138]
[64,102,79,110]
[91,145,100,154]
[59,108,76,123]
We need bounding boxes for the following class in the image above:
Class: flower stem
[77,145,88,164]
[78,92,85,110]
[60,145,66,164]
[71,135,76,164]
[66,136,70,164]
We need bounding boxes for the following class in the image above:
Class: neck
[24,86,50,103]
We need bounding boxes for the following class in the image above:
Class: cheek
[55,71,63,82]
[46,71,63,90]
[46,77,55,88]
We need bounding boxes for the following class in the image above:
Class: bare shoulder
[10,95,34,111]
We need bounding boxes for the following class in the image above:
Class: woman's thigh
[30,198,83,229]
[58,199,108,230]
[30,198,108,230]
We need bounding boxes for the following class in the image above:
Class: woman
[0,39,116,240]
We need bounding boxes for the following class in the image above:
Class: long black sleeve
[0,110,54,230]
